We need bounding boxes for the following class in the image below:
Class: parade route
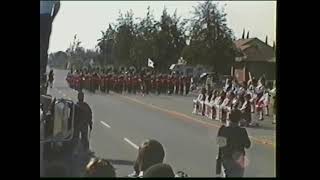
[48,69,276,177]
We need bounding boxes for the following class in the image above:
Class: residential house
[232,37,276,82]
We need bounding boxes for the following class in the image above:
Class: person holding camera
[216,109,251,177]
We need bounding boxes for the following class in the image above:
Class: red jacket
[175,77,180,86]
[132,77,138,86]
[92,75,100,86]
[126,77,132,86]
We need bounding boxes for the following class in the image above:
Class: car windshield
[40,0,277,178]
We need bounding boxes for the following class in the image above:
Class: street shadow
[105,159,135,166]
[55,86,73,91]
[247,125,275,131]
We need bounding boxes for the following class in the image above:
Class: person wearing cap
[216,109,251,177]
[74,91,93,153]
[40,1,60,83]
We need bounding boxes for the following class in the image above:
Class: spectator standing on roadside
[216,109,251,177]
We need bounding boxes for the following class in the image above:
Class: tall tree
[130,6,158,70]
[242,28,245,39]
[273,41,276,50]
[113,10,135,67]
[97,24,116,66]
[155,7,186,72]
[265,35,268,45]
[184,0,235,73]
[246,31,250,39]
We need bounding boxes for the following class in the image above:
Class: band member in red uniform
[164,74,169,94]
[167,75,172,95]
[115,75,119,93]
[123,75,128,93]
[75,72,81,91]
[175,74,180,95]
[79,72,85,91]
[87,73,93,92]
[119,75,125,94]
[109,74,114,93]
[171,75,175,95]
[113,75,117,92]
[150,75,155,94]
[138,74,142,94]
[132,75,138,94]
[84,73,89,90]
[179,75,184,95]
[127,74,132,94]
[140,74,144,95]
[145,73,151,95]
[92,73,100,93]
[158,74,163,94]
[185,75,191,95]
[100,72,106,93]
[105,73,111,94]
[156,74,161,95]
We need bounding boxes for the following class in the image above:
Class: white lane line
[124,138,139,150]
[100,121,111,128]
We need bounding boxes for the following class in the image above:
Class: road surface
[48,69,276,177]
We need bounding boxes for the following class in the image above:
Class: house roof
[234,38,275,62]
[234,38,256,50]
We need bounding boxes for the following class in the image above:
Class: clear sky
[49,1,277,53]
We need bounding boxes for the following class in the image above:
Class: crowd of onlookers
[193,76,276,126]
[45,110,253,178]
[45,139,181,178]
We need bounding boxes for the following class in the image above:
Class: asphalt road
[47,69,276,177]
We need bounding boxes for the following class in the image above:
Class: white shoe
[128,172,138,178]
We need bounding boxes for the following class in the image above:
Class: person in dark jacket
[75,91,93,152]
[216,109,251,177]
[143,163,175,177]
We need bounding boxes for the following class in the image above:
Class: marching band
[193,76,276,127]
[66,69,193,96]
